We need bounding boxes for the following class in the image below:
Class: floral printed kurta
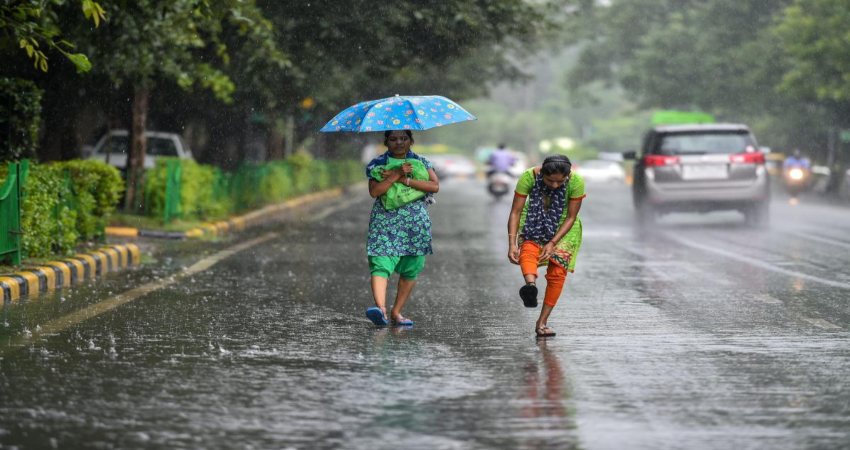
[366,155,434,256]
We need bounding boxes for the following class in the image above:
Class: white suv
[85,130,193,170]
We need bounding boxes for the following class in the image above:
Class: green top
[515,168,586,272]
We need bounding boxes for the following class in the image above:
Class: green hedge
[0,160,123,258]
[143,154,362,222]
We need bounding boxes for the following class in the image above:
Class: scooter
[487,171,514,199]
[782,166,811,197]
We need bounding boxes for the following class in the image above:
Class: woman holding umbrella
[364,130,440,326]
[320,94,474,326]
[507,154,585,338]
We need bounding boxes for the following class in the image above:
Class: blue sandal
[365,307,388,326]
[391,317,414,327]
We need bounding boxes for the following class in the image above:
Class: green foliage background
[0,78,42,161]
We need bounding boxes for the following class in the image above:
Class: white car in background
[85,129,193,170]
[574,159,626,183]
[428,154,477,179]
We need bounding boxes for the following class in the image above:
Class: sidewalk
[0,187,346,305]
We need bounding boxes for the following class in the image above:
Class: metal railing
[0,161,28,265]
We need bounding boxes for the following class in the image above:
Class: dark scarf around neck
[523,173,566,242]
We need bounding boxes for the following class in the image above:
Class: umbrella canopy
[319,95,476,132]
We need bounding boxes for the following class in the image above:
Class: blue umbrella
[319,95,476,132]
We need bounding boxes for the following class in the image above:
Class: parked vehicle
[625,123,770,227]
[428,154,477,179]
[85,130,194,171]
[574,159,626,183]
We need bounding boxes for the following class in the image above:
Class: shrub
[1,162,78,258]
[58,160,124,240]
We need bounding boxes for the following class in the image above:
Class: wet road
[2,179,849,449]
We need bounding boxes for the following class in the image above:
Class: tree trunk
[266,112,284,161]
[124,86,150,212]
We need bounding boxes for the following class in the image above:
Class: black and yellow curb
[105,188,344,240]
[0,244,141,306]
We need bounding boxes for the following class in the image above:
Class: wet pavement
[1,179,849,449]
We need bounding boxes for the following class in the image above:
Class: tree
[0,0,104,73]
[775,0,850,107]
[256,0,564,156]
[82,0,284,210]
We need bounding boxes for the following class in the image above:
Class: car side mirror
[622,151,637,160]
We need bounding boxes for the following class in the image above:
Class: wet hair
[541,154,572,176]
[384,129,414,146]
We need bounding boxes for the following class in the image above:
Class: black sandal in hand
[519,282,538,308]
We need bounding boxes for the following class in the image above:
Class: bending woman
[364,130,440,326]
[507,155,585,337]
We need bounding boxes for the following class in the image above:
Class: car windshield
[99,136,129,154]
[148,137,178,156]
[658,132,754,155]
[97,136,178,156]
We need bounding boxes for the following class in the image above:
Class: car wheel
[745,201,770,228]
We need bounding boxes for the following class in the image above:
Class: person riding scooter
[782,149,812,197]
[487,143,517,177]
[487,144,518,199]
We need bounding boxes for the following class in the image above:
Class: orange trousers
[519,240,567,307]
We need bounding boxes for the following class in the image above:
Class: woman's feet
[535,325,556,338]
[519,282,538,308]
[390,314,414,327]
[365,306,388,326]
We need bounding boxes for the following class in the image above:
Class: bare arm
[368,167,403,198]
[406,168,440,194]
[507,194,526,264]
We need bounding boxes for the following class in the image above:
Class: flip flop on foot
[391,316,414,327]
[365,307,388,326]
[519,283,538,308]
[535,326,556,338]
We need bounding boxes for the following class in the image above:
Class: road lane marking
[789,231,850,251]
[799,317,842,330]
[1,232,279,352]
[309,199,356,222]
[667,235,850,290]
